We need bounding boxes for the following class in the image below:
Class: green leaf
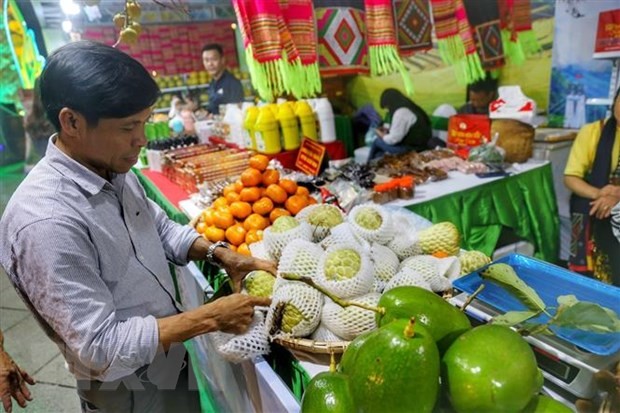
[492,310,541,326]
[556,295,579,307]
[480,263,547,312]
[552,302,620,333]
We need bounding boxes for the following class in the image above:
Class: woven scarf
[498,0,540,65]
[462,0,505,71]
[430,0,484,84]
[393,0,433,56]
[364,0,413,95]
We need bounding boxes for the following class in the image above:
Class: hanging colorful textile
[462,0,505,72]
[280,0,321,96]
[393,0,433,56]
[430,0,485,84]
[315,1,369,77]
[498,0,541,65]
[364,0,413,95]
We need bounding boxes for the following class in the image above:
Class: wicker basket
[273,337,350,365]
[492,119,535,163]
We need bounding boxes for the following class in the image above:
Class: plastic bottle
[295,100,318,141]
[254,106,281,154]
[223,103,244,147]
[314,97,336,143]
[243,106,259,150]
[277,102,301,151]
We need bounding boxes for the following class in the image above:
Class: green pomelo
[347,318,440,413]
[271,216,299,233]
[300,370,356,413]
[355,207,382,230]
[377,286,471,353]
[338,329,374,374]
[441,325,543,413]
[522,395,572,413]
[308,205,343,227]
[325,249,361,281]
[244,270,275,298]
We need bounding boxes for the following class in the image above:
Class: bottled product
[277,102,301,150]
[223,103,244,147]
[255,106,282,154]
[243,106,259,150]
[295,100,319,141]
[314,97,336,143]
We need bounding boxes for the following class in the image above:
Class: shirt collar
[45,134,122,196]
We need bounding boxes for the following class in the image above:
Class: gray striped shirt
[0,136,200,381]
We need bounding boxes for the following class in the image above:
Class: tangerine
[285,194,307,215]
[201,209,216,226]
[230,201,252,220]
[262,169,280,186]
[269,207,291,223]
[241,168,263,187]
[222,184,238,196]
[233,180,244,192]
[244,213,270,231]
[252,197,274,216]
[306,196,318,205]
[265,184,288,204]
[249,154,270,171]
[225,191,241,204]
[240,187,261,203]
[279,179,298,195]
[296,186,310,197]
[237,243,251,256]
[245,229,264,244]
[225,224,247,246]
[195,222,207,234]
[213,209,234,229]
[204,226,226,242]
[212,196,229,209]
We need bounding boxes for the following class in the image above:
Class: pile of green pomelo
[300,286,570,413]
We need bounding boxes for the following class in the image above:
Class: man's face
[469,90,495,113]
[202,49,225,79]
[71,108,151,177]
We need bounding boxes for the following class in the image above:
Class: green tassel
[518,30,541,56]
[369,45,414,96]
[501,29,526,65]
[453,52,485,85]
[437,36,467,65]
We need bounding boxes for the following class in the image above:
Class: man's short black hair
[468,74,498,94]
[201,43,223,56]
[40,40,160,131]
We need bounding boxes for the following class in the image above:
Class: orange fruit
[279,179,298,195]
[201,209,216,226]
[225,191,241,204]
[296,186,310,197]
[204,226,226,242]
[230,201,252,220]
[240,187,261,203]
[285,194,307,215]
[306,196,318,205]
[245,229,264,244]
[241,167,263,187]
[269,207,291,223]
[229,244,237,252]
[237,242,251,256]
[265,184,288,204]
[212,196,229,209]
[249,154,270,171]
[222,184,238,197]
[262,169,280,186]
[233,180,244,192]
[225,224,247,246]
[252,197,274,216]
[244,213,270,231]
[195,222,207,234]
[213,209,234,229]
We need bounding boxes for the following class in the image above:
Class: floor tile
[0,284,27,310]
[35,354,76,388]
[10,383,80,413]
[0,307,30,331]
[2,316,60,374]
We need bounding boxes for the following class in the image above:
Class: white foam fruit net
[263,221,312,261]
[398,255,453,292]
[277,239,325,280]
[320,222,370,251]
[384,267,432,292]
[370,242,399,283]
[209,310,270,363]
[348,203,395,245]
[295,204,346,242]
[265,278,323,338]
[248,240,270,260]
[310,321,346,342]
[316,242,374,299]
[321,292,381,341]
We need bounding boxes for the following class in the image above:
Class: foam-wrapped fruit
[459,250,491,275]
[243,270,275,298]
[418,222,461,256]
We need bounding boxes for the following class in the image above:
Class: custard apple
[244,270,275,298]
[459,250,491,275]
[354,207,383,230]
[418,222,461,256]
[271,216,300,233]
[321,292,381,340]
[266,280,323,337]
[307,204,344,228]
[325,249,361,281]
[317,244,374,298]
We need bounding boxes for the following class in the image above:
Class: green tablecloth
[406,163,559,263]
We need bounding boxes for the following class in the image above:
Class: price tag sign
[295,138,326,176]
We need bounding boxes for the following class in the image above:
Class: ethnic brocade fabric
[393,0,433,56]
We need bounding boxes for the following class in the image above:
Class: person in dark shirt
[201,43,244,116]
[458,74,498,115]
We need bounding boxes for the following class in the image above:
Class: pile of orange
[195,154,316,255]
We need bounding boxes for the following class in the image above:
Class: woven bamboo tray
[273,337,350,365]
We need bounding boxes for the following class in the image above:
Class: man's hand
[0,350,35,413]
[206,294,271,334]
[219,250,277,292]
[590,195,620,219]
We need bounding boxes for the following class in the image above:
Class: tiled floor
[1,165,80,412]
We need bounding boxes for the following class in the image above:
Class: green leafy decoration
[480,263,547,313]
[492,310,541,327]
[552,296,620,334]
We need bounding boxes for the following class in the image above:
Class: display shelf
[160,83,210,94]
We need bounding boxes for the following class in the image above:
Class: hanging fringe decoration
[462,0,505,71]
[498,0,541,65]
[365,0,414,95]
[430,0,485,84]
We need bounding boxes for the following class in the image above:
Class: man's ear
[58,108,85,138]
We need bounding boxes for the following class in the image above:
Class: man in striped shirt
[0,41,275,413]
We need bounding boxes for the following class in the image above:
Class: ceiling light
[59,0,80,16]
[62,19,73,33]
